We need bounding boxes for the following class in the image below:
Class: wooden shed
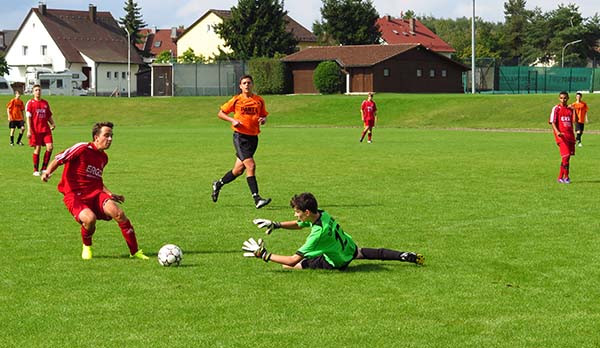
[281,44,469,94]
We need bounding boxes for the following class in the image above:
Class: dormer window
[154,41,162,48]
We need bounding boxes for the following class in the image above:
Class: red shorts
[363,118,374,127]
[29,132,53,147]
[557,140,575,157]
[63,190,112,223]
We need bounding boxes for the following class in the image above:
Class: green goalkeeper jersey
[297,210,357,268]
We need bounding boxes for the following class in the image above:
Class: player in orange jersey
[6,90,25,146]
[570,92,589,147]
[211,75,271,209]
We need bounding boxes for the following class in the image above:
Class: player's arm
[48,115,56,130]
[253,219,301,234]
[217,109,240,127]
[241,237,303,267]
[103,186,125,203]
[26,112,32,137]
[269,253,303,268]
[41,158,61,182]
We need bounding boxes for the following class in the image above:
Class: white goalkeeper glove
[252,218,281,235]
[242,238,271,262]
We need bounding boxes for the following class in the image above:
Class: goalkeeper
[243,192,424,270]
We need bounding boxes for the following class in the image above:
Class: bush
[248,57,290,94]
[313,61,342,94]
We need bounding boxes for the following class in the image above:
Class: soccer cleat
[82,245,93,260]
[563,178,571,184]
[17,141,24,146]
[368,140,372,144]
[414,253,425,265]
[557,178,564,184]
[402,252,424,265]
[10,143,14,146]
[130,249,150,260]
[255,197,272,209]
[578,142,583,147]
[32,171,41,176]
[211,181,221,203]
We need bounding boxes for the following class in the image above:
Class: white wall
[177,12,232,61]
[96,63,139,96]
[5,11,66,82]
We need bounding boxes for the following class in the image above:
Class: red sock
[42,151,53,170]
[118,220,139,255]
[368,132,372,141]
[33,153,40,171]
[561,157,570,179]
[81,226,93,246]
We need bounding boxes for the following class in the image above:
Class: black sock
[10,135,14,144]
[246,176,259,200]
[360,248,411,262]
[17,133,23,143]
[218,170,237,188]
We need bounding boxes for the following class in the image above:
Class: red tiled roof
[282,44,417,67]
[377,16,455,53]
[137,28,183,56]
[14,8,143,64]
[180,9,316,43]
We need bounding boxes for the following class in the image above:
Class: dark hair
[92,122,114,139]
[32,84,41,90]
[576,92,582,97]
[290,192,318,214]
[239,75,253,84]
[559,91,569,97]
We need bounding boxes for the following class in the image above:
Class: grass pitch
[1,94,600,347]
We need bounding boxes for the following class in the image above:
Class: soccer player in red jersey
[211,75,271,209]
[360,92,377,143]
[26,84,56,176]
[549,91,576,184]
[41,122,149,260]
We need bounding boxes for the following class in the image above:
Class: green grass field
[1,94,599,347]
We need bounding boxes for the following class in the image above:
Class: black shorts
[300,250,356,270]
[575,123,585,133]
[233,132,258,161]
[9,120,24,129]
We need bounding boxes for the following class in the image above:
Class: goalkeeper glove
[242,238,271,262]
[252,218,281,235]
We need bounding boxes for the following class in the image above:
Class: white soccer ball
[157,244,183,267]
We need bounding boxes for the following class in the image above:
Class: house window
[429,69,435,77]
[56,79,63,88]
[72,73,80,79]
[207,24,211,33]
[40,79,50,89]
[416,69,422,77]
[22,45,28,56]
[0,81,8,89]
[114,72,118,78]
[383,68,390,77]
[154,41,162,48]
[122,72,127,79]
[442,69,447,77]
[106,72,111,79]
[41,45,47,56]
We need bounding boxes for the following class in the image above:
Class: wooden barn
[281,44,469,94]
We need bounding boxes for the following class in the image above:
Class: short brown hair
[32,84,41,90]
[239,74,253,84]
[92,122,114,139]
[290,192,319,214]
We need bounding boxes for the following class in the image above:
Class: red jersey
[361,100,377,120]
[26,98,53,134]
[549,104,575,143]
[55,142,108,197]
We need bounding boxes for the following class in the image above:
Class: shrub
[313,61,342,94]
[249,57,290,94]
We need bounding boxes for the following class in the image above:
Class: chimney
[152,26,157,34]
[171,27,177,39]
[39,2,47,15]
[386,15,392,22]
[89,4,96,23]
[409,18,415,33]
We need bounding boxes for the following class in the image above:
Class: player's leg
[356,247,424,265]
[367,125,373,143]
[360,125,369,142]
[77,208,97,260]
[242,157,271,208]
[102,198,147,259]
[577,123,584,146]
[9,124,15,145]
[16,124,24,145]
[41,140,54,172]
[212,158,244,202]
[32,144,41,175]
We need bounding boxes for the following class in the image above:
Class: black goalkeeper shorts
[233,131,258,161]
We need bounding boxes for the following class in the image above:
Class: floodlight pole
[561,39,583,68]
[122,26,131,98]
[471,0,476,94]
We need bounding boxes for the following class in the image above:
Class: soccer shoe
[368,140,372,144]
[32,171,41,176]
[130,249,150,260]
[17,141,24,146]
[402,252,424,265]
[414,253,425,266]
[255,197,272,209]
[563,178,571,184]
[82,245,93,260]
[10,143,14,146]
[557,178,565,184]
[578,142,583,147]
[211,181,221,202]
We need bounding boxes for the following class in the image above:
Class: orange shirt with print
[571,101,589,123]
[220,94,268,136]
[6,98,25,121]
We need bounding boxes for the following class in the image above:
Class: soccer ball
[157,244,183,267]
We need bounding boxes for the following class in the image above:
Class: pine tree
[119,0,146,45]
[0,52,9,76]
[315,0,380,45]
[215,0,298,60]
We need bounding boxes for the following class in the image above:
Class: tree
[154,50,174,64]
[214,0,298,60]
[178,48,205,64]
[315,0,380,45]
[313,61,342,94]
[0,52,9,76]
[119,0,146,45]
[499,0,532,64]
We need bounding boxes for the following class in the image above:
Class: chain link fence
[172,61,248,96]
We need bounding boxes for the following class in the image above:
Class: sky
[1,0,598,31]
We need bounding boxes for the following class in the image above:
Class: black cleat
[211,181,221,202]
[402,252,424,265]
[255,197,272,209]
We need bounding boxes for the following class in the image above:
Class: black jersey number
[333,223,348,251]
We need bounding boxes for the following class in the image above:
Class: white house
[5,4,143,96]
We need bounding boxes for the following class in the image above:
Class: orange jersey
[220,94,268,136]
[571,101,589,123]
[6,98,25,121]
